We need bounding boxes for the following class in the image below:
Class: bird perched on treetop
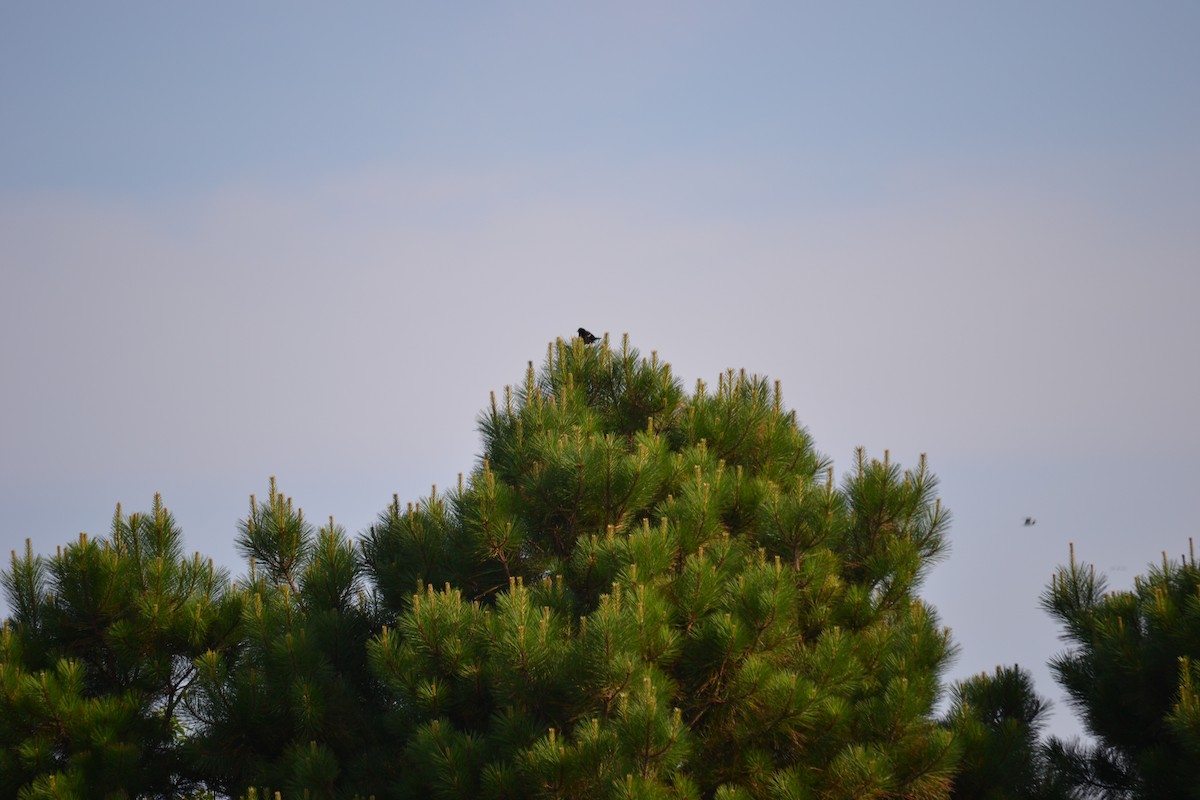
[577,328,599,344]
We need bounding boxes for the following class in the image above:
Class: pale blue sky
[3,2,1199,740]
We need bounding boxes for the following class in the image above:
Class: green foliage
[3,334,968,798]
[1039,542,1200,800]
[362,335,959,799]
[943,665,1070,800]
[187,482,388,798]
[0,498,235,798]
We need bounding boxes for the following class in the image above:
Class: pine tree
[363,335,960,799]
[3,335,969,798]
[0,496,236,798]
[186,478,389,798]
[1040,541,1200,800]
[943,665,1070,800]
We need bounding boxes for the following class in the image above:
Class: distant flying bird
[577,328,599,344]
[1024,517,1036,526]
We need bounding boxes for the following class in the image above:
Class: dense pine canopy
[2,335,1196,799]
[359,335,958,799]
[1038,544,1200,800]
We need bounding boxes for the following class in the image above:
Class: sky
[3,2,1199,741]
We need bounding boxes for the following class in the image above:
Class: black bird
[1024,517,1037,526]
[577,328,599,344]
